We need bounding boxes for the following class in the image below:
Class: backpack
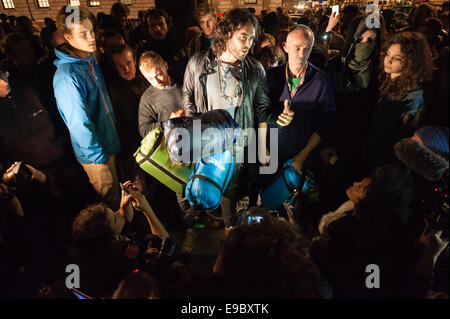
[134,128,193,194]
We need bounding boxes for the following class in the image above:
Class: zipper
[87,60,120,144]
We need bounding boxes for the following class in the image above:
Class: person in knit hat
[394,125,448,182]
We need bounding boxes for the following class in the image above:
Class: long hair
[212,8,259,57]
[379,32,433,101]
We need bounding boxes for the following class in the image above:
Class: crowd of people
[0,1,448,299]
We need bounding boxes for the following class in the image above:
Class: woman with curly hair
[364,31,434,168]
[213,208,330,299]
[312,165,420,298]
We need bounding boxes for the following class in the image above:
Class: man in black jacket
[267,25,336,173]
[182,8,294,231]
[109,44,149,181]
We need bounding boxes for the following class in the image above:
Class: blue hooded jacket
[53,46,120,164]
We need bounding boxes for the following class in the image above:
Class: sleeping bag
[134,128,193,193]
[165,109,240,164]
[261,159,317,210]
[185,150,235,210]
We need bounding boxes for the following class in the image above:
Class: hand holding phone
[119,181,135,222]
[332,5,339,16]
[119,182,129,194]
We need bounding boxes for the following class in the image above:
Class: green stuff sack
[135,128,193,194]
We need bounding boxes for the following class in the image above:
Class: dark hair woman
[364,31,434,169]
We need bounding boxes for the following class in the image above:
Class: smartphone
[332,5,339,16]
[119,182,129,194]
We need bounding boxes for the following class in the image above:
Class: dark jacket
[108,73,149,157]
[266,63,336,161]
[187,33,212,58]
[0,85,65,169]
[182,50,279,134]
[136,33,176,65]
[363,89,425,169]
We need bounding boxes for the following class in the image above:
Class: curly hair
[212,8,259,57]
[355,165,413,225]
[217,211,321,298]
[72,203,116,248]
[379,32,433,101]
[72,203,129,297]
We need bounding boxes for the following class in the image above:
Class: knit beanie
[394,126,449,181]
[415,126,449,159]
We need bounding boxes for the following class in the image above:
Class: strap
[136,143,186,187]
[189,174,222,193]
[136,132,163,165]
[281,167,307,194]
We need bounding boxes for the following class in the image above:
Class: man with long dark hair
[183,8,294,232]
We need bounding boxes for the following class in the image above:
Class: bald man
[267,25,336,172]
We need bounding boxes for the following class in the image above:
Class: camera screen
[247,215,264,225]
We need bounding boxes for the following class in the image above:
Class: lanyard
[285,63,307,99]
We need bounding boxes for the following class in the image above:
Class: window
[36,0,50,8]
[1,0,15,9]
[68,0,80,5]
[120,0,132,5]
[87,0,100,6]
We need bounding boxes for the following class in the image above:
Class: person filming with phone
[70,181,174,298]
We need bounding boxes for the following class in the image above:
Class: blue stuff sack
[165,109,240,164]
[261,159,317,210]
[185,150,235,210]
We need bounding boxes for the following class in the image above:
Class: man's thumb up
[283,99,291,114]
[277,99,294,126]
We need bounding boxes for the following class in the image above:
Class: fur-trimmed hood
[394,138,449,181]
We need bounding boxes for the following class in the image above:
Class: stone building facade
[1,0,447,24]
[1,0,155,22]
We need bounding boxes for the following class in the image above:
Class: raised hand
[277,99,295,126]
[326,12,340,32]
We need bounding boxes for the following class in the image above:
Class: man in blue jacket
[53,6,121,209]
[267,25,336,173]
